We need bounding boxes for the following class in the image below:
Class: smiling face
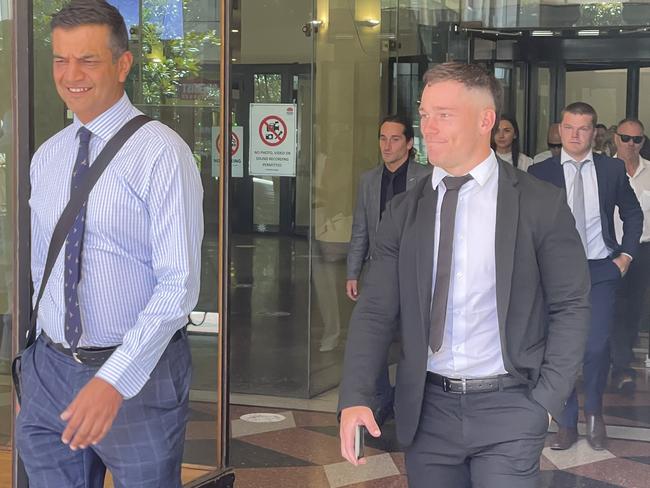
[52,24,133,124]
[418,80,496,174]
[494,119,516,153]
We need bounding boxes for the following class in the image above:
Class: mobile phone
[354,425,366,460]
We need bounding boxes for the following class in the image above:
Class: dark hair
[422,62,503,123]
[561,102,598,127]
[617,117,645,132]
[595,123,607,131]
[51,0,128,61]
[491,115,521,168]
[379,114,415,157]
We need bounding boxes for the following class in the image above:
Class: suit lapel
[416,182,437,338]
[495,162,520,346]
[592,153,608,221]
[406,159,418,190]
[549,157,566,189]
[370,165,383,231]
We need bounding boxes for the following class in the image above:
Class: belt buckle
[72,351,84,364]
[442,377,451,392]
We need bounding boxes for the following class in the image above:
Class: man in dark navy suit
[529,102,643,451]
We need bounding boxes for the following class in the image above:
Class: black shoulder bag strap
[12,115,151,402]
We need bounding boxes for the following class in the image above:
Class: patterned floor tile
[341,474,408,487]
[568,457,650,488]
[233,466,330,488]
[231,411,296,438]
[324,453,400,488]
[242,427,380,465]
[230,438,315,469]
[542,440,615,470]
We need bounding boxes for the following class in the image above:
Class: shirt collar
[72,92,134,142]
[383,157,409,176]
[560,148,594,166]
[431,150,497,190]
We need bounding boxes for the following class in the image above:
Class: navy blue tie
[64,126,92,351]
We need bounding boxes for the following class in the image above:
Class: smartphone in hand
[354,425,366,460]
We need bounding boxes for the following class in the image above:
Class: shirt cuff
[621,252,633,261]
[95,348,150,399]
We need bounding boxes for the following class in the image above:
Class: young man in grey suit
[345,114,432,424]
[338,63,591,487]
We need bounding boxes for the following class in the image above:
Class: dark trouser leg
[611,244,650,373]
[583,273,619,414]
[405,382,547,488]
[559,259,620,427]
[16,338,107,488]
[95,336,192,488]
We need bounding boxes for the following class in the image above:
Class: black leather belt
[427,372,523,394]
[40,328,187,367]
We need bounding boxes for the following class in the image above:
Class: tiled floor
[220,404,650,488]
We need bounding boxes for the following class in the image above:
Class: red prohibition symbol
[259,115,288,147]
[231,132,240,155]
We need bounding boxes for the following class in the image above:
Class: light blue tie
[570,160,588,252]
[64,127,92,351]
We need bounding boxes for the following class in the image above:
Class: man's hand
[613,254,632,276]
[340,406,381,465]
[60,377,123,450]
[346,280,359,301]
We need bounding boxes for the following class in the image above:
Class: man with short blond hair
[339,62,590,487]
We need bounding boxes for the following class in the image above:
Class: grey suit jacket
[346,159,432,280]
[338,160,591,447]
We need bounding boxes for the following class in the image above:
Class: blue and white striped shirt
[30,93,204,398]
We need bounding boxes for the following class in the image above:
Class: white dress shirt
[496,150,533,172]
[427,151,507,378]
[533,149,552,164]
[614,156,650,244]
[561,149,610,260]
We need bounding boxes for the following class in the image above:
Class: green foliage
[580,3,623,26]
[137,0,220,105]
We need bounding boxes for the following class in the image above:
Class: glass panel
[31,0,223,476]
[638,67,650,133]
[252,74,282,229]
[229,0,313,400]
[463,0,650,29]
[565,68,626,130]
[0,0,14,452]
[536,66,551,155]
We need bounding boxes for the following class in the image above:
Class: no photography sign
[249,103,297,176]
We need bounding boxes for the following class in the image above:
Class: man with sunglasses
[611,119,650,396]
[529,103,643,451]
[533,123,562,164]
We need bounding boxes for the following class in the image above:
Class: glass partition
[31,0,224,479]
[0,0,14,454]
[462,0,650,29]
[565,68,626,128]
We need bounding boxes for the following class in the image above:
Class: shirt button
[456,272,463,279]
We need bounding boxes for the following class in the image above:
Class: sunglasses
[547,143,563,149]
[617,133,644,144]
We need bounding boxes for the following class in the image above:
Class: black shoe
[586,413,607,451]
[550,427,578,450]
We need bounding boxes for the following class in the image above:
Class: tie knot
[77,127,92,145]
[443,174,472,191]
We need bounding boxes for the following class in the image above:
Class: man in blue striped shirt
[16,1,204,486]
